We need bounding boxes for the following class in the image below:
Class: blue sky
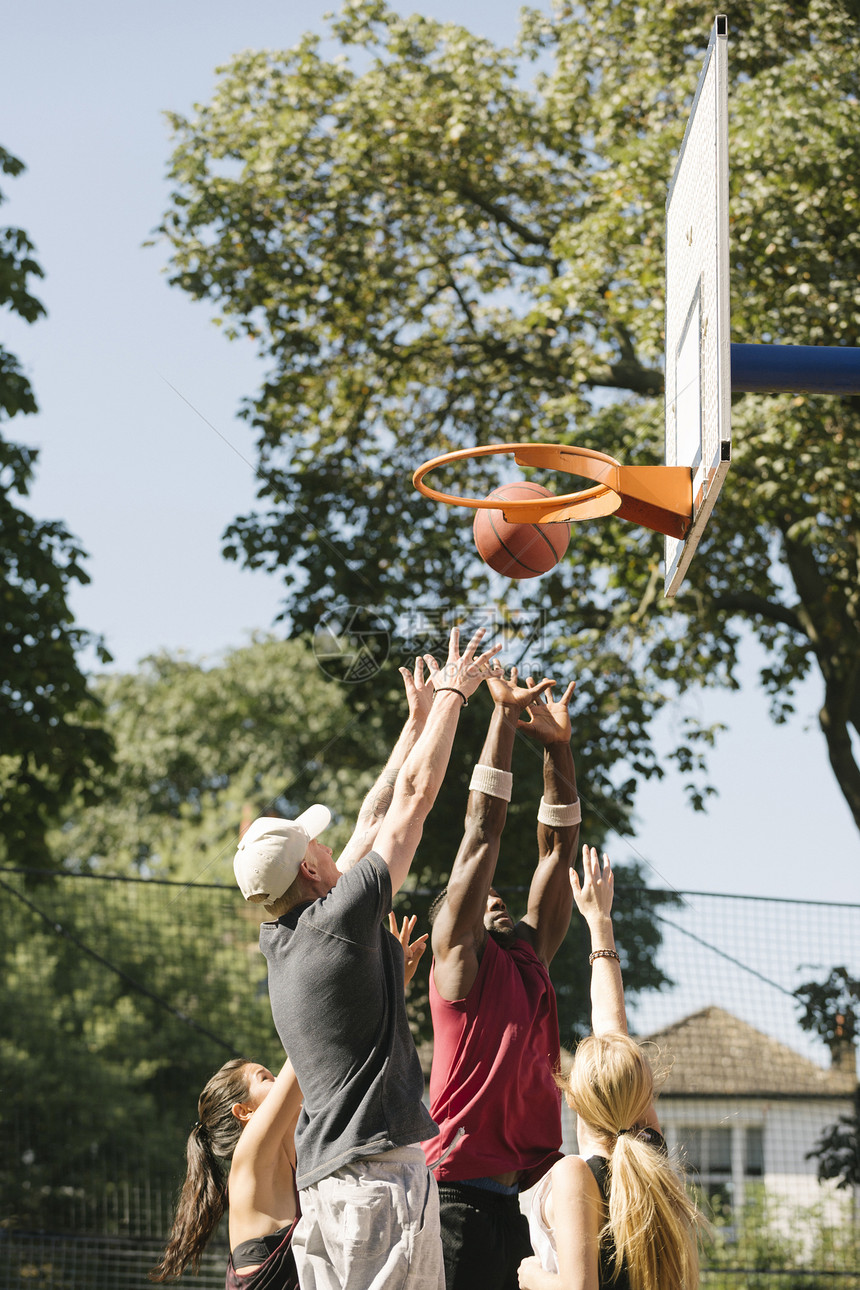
[2,0,858,907]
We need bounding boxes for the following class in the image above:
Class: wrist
[587,913,614,938]
[537,796,581,827]
[433,685,468,707]
[469,764,513,802]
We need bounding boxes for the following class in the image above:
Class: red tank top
[423,935,562,1190]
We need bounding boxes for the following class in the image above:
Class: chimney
[831,1015,858,1079]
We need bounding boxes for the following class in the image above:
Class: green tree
[156,0,860,835]
[0,866,278,1235]
[52,635,676,1042]
[0,145,112,869]
[55,636,393,881]
[794,968,860,1190]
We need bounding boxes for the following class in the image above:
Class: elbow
[394,767,435,825]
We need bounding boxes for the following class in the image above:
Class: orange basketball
[473,482,570,579]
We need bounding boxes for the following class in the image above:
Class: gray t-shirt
[260,850,437,1189]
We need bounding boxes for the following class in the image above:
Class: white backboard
[664,15,731,597]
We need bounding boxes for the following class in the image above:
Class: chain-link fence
[1,868,857,1289]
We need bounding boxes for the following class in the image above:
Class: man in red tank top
[422,668,580,1290]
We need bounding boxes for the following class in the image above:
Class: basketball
[473,482,570,579]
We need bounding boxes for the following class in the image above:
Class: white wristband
[538,796,581,827]
[469,764,513,802]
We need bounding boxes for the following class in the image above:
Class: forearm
[396,692,463,807]
[337,712,425,871]
[519,1267,563,1290]
[542,739,577,806]
[584,913,627,1036]
[375,690,466,894]
[479,700,520,772]
[537,741,579,859]
[463,701,519,843]
[526,741,579,961]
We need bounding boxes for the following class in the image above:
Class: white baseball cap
[233,806,332,903]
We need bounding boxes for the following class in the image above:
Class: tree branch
[454,179,553,249]
[709,592,807,635]
[583,359,664,396]
[820,676,860,833]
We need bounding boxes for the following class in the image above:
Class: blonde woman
[518,846,701,1290]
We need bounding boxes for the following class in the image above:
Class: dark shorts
[437,1182,531,1290]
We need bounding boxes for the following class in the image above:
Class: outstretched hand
[517,677,576,745]
[485,665,555,715]
[571,844,614,924]
[388,912,429,986]
[399,656,434,725]
[423,625,503,703]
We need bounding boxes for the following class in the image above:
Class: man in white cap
[233,626,501,1290]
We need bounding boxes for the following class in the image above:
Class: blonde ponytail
[567,1033,702,1290]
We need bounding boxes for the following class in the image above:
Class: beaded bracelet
[589,948,620,966]
[434,686,468,706]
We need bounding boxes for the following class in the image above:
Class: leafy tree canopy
[0,146,112,869]
[55,636,393,881]
[156,0,860,836]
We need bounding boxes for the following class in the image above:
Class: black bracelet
[434,686,468,707]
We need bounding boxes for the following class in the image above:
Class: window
[676,1123,765,1227]
[745,1125,764,1177]
[680,1125,734,1218]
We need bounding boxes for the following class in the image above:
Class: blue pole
[731,343,860,394]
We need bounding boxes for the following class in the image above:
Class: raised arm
[372,626,502,896]
[227,1057,303,1249]
[431,667,554,1002]
[517,680,579,967]
[572,846,660,1133]
[336,658,434,873]
[572,845,627,1036]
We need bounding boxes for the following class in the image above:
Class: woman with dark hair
[518,846,702,1290]
[150,1051,302,1287]
[151,913,427,1287]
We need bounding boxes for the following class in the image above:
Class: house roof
[640,1006,858,1098]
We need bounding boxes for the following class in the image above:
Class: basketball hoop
[412,443,693,540]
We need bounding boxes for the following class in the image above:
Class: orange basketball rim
[412,444,693,541]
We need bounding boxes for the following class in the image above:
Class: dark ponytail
[150,1058,251,1282]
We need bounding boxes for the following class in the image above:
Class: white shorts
[292,1145,444,1290]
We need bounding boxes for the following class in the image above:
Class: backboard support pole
[731,343,860,394]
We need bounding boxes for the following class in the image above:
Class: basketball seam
[487,518,567,573]
[477,482,570,577]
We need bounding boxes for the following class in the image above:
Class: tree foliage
[56,636,393,881]
[794,966,860,1190]
[0,867,277,1234]
[156,0,860,834]
[0,145,113,869]
[50,635,676,1042]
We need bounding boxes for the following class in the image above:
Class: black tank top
[586,1157,632,1290]
[225,1218,299,1290]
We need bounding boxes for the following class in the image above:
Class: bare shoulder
[552,1153,598,1186]
[550,1154,604,1206]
